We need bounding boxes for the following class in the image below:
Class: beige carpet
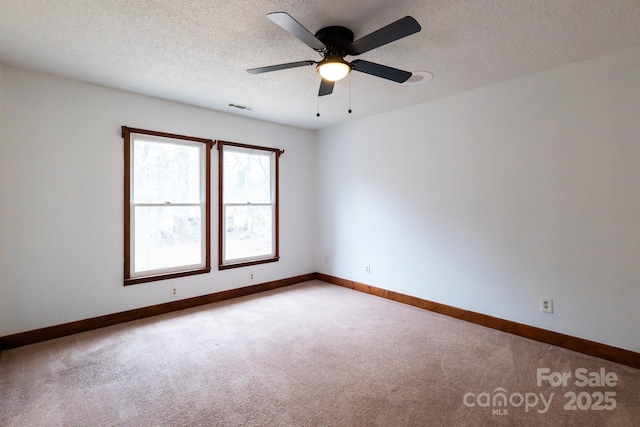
[1,280,639,426]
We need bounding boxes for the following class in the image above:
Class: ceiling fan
[247,12,421,97]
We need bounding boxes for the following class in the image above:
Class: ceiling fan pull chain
[348,75,352,114]
[317,94,320,117]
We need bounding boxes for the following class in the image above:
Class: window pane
[134,206,202,273]
[223,149,272,204]
[134,139,201,203]
[224,205,273,261]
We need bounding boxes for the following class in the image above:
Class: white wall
[3,48,640,353]
[0,66,316,336]
[315,48,640,352]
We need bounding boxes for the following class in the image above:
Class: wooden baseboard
[4,272,639,370]
[0,273,315,351]
[315,273,640,370]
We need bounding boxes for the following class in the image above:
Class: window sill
[219,257,279,270]
[124,267,211,286]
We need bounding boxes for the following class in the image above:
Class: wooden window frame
[217,140,284,270]
[122,126,214,285]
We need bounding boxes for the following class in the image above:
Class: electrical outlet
[324,256,329,264]
[365,264,371,275]
[170,287,178,298]
[540,297,553,314]
[250,273,254,280]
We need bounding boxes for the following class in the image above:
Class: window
[218,141,283,269]
[122,127,213,285]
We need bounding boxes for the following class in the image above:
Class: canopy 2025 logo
[462,367,618,416]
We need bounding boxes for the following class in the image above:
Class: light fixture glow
[317,59,351,82]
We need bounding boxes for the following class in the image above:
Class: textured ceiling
[1,0,639,130]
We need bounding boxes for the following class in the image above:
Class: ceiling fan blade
[351,60,412,83]
[247,60,315,74]
[318,79,335,96]
[267,12,326,51]
[348,16,421,55]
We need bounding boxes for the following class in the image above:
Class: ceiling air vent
[228,103,253,111]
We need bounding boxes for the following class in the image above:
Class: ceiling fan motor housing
[315,26,354,58]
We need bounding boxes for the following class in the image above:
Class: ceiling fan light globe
[317,61,351,82]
